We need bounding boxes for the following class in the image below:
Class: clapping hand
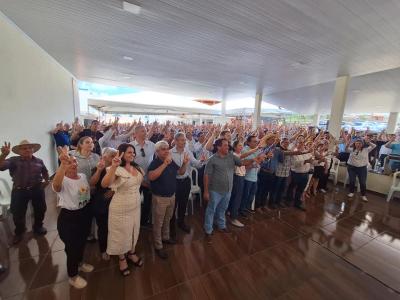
[183,153,190,165]
[111,150,124,167]
[163,154,172,165]
[1,142,11,157]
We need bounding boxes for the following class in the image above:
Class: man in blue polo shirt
[148,141,189,259]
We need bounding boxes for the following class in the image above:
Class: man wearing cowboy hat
[0,140,49,244]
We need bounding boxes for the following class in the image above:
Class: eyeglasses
[140,148,145,157]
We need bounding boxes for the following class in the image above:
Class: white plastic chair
[387,171,400,202]
[188,168,202,215]
[329,158,340,185]
[0,178,11,218]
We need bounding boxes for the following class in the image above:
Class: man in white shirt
[99,122,135,150]
[170,132,204,237]
[130,125,156,227]
[286,142,312,211]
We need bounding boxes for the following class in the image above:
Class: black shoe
[155,248,168,259]
[12,235,23,245]
[217,227,231,234]
[33,227,47,235]
[294,205,306,211]
[178,223,191,234]
[239,211,249,219]
[162,238,177,245]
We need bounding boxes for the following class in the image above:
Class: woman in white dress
[101,143,143,276]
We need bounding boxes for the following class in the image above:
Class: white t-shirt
[53,173,90,210]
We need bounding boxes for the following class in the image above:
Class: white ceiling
[2,0,400,114]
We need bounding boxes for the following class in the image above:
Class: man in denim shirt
[254,134,278,212]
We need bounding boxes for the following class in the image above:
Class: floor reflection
[0,187,399,299]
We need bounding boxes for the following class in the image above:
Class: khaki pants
[152,194,175,250]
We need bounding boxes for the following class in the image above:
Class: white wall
[0,13,76,186]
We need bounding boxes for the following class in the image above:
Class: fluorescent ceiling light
[123,56,133,60]
[123,1,141,15]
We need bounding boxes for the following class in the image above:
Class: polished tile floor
[1,186,400,300]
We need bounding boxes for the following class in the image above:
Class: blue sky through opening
[78,81,140,96]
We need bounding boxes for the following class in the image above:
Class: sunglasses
[140,148,145,157]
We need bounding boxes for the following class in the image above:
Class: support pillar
[252,92,262,130]
[327,76,349,138]
[387,112,399,134]
[312,113,320,127]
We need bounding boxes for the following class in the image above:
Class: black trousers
[318,159,333,190]
[170,177,191,237]
[91,194,111,253]
[287,172,308,207]
[10,186,46,235]
[140,186,152,225]
[57,205,91,278]
[255,171,275,208]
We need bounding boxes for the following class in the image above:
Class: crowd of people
[1,117,399,289]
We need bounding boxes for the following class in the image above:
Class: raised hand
[199,152,207,162]
[1,142,11,157]
[57,146,70,165]
[112,150,124,167]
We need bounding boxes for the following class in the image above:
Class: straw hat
[12,140,41,155]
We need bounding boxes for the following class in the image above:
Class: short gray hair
[102,147,118,156]
[134,125,145,133]
[155,140,170,151]
[174,132,186,140]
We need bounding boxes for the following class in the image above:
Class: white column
[328,76,349,138]
[387,112,399,134]
[199,115,203,125]
[312,113,320,127]
[252,92,262,130]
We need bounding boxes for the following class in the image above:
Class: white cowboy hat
[12,140,41,155]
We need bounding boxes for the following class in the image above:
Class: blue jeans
[229,175,245,219]
[204,191,231,234]
[240,180,257,212]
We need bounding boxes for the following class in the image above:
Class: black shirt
[91,167,112,213]
[72,129,103,155]
[148,157,179,197]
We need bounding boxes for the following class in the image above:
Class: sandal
[126,251,144,267]
[119,257,131,276]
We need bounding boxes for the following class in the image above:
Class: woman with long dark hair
[101,143,144,276]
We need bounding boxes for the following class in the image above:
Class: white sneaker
[231,219,244,228]
[361,196,368,202]
[79,263,94,273]
[101,252,110,261]
[320,189,327,194]
[347,193,354,198]
[69,275,87,289]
